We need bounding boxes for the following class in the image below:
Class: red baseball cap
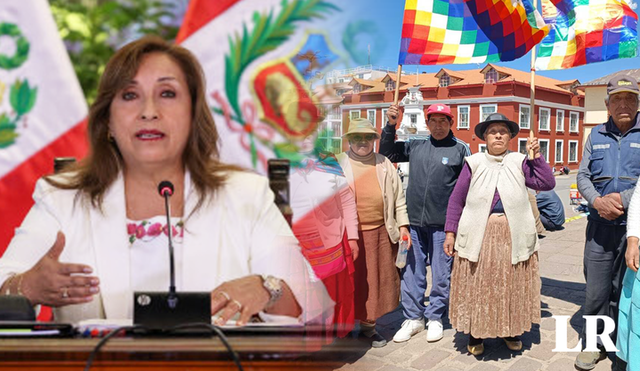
[426,103,453,119]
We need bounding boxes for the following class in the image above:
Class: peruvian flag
[176,0,341,174]
[0,1,88,254]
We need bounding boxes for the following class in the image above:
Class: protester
[575,76,640,371]
[536,190,565,231]
[290,134,359,340]
[618,183,640,371]
[337,118,410,348]
[380,103,470,343]
[0,36,330,325]
[444,113,555,356]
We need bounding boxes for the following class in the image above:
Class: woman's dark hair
[47,35,241,211]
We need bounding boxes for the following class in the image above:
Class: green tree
[50,0,180,104]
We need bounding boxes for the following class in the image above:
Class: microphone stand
[162,191,177,308]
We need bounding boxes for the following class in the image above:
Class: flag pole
[529,46,536,160]
[394,65,403,105]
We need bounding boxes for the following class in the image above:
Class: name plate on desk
[133,291,211,332]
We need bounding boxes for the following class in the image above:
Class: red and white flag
[176,0,345,173]
[0,1,88,253]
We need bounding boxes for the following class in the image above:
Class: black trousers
[580,221,627,353]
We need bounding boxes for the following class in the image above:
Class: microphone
[157,181,177,306]
[132,180,211,333]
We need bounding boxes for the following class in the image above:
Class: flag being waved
[399,0,549,65]
[0,0,88,253]
[535,0,638,70]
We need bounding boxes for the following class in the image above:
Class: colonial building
[337,64,585,170]
[580,69,640,150]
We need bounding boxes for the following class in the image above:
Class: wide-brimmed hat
[475,113,519,140]
[342,118,380,138]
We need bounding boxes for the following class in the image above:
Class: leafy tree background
[50,0,187,104]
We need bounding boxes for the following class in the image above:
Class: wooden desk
[0,335,350,370]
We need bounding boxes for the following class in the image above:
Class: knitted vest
[455,151,539,264]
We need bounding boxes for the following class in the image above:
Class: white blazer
[0,170,331,324]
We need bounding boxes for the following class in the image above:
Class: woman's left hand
[348,239,359,261]
[211,275,270,326]
[526,136,541,159]
[399,226,412,250]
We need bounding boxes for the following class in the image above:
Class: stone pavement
[329,215,614,371]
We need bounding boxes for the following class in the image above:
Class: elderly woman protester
[617,183,640,371]
[337,118,410,348]
[0,36,329,325]
[443,113,555,356]
[290,133,359,340]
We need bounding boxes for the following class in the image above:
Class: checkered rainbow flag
[535,0,638,70]
[398,0,549,65]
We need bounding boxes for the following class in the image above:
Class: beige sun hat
[342,118,380,138]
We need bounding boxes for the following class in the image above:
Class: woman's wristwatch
[261,275,283,308]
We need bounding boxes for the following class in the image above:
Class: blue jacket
[581,115,640,225]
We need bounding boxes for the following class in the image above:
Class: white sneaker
[426,319,444,342]
[393,318,425,343]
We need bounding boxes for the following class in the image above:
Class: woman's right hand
[626,237,640,272]
[20,231,99,307]
[443,232,456,257]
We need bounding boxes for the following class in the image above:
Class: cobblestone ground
[329,216,615,371]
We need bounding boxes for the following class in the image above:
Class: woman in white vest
[443,113,555,356]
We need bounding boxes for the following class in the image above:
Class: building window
[353,83,361,94]
[318,122,342,154]
[479,144,487,153]
[338,78,344,83]
[410,114,417,125]
[569,140,579,163]
[439,74,450,87]
[570,112,579,132]
[480,104,497,122]
[385,80,395,91]
[555,140,564,163]
[539,139,550,162]
[518,138,528,155]
[367,109,376,127]
[458,105,470,129]
[556,110,565,132]
[519,105,530,129]
[350,110,360,120]
[485,69,498,84]
[539,107,550,131]
[382,108,389,124]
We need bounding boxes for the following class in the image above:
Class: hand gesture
[21,232,99,306]
[626,237,640,272]
[443,232,456,257]
[399,226,412,250]
[386,105,400,126]
[211,275,270,326]
[526,136,541,159]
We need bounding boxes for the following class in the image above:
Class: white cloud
[623,0,637,10]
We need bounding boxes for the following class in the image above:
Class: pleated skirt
[449,214,541,338]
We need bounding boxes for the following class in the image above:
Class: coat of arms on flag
[178,0,351,173]
[0,0,88,253]
[0,23,37,149]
